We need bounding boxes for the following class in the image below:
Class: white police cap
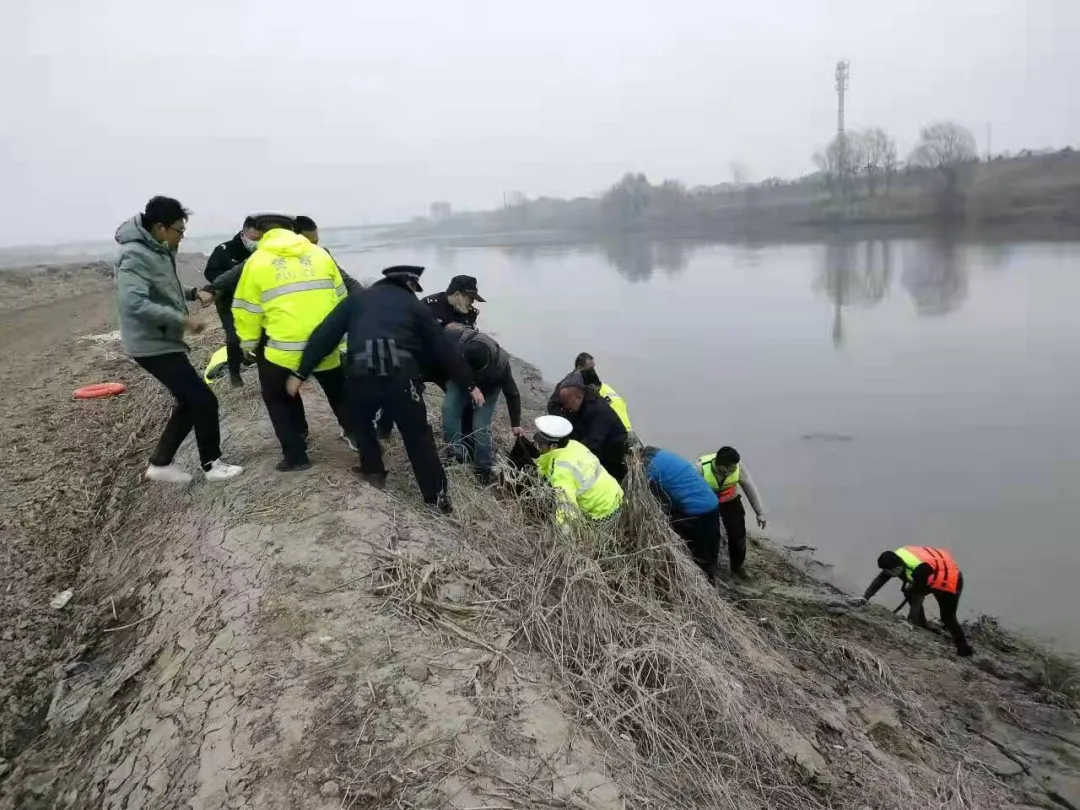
[534,415,573,442]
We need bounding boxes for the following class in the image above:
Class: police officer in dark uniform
[203,216,260,386]
[422,275,484,327]
[289,266,482,513]
[377,274,486,439]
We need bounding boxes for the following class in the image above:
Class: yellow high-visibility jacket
[536,439,623,526]
[232,229,346,372]
[598,382,632,431]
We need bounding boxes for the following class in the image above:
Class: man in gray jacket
[115,196,243,483]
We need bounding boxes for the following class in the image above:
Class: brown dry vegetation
[1,260,1079,810]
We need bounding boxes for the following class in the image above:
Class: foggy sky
[2,0,1077,246]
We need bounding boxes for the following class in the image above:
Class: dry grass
[374,450,1011,810]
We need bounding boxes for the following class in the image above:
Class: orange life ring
[73,382,127,400]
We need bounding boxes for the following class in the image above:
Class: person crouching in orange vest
[858,546,973,657]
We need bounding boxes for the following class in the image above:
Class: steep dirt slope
[1,260,1078,810]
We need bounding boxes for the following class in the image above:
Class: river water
[330,234,1080,645]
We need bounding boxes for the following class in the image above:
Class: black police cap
[382,265,425,292]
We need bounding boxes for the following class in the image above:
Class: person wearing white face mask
[202,216,262,387]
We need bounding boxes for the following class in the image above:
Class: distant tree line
[813,121,980,217]
[394,125,1079,239]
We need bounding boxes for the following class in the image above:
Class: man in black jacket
[203,216,260,387]
[442,323,525,482]
[287,266,482,513]
[422,275,484,327]
[379,274,485,440]
[553,372,629,482]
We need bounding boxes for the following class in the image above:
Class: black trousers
[351,374,447,504]
[135,353,221,467]
[908,573,968,650]
[377,376,453,439]
[258,358,349,464]
[671,508,721,579]
[719,496,747,573]
[214,297,244,377]
[596,442,629,484]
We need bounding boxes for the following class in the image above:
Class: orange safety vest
[895,546,961,594]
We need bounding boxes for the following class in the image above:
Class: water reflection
[810,236,971,344]
[499,243,538,267]
[900,237,969,316]
[496,238,695,282]
[597,237,691,282]
[813,238,893,347]
[491,235,971,328]
[434,245,458,269]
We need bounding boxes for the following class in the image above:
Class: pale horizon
[3,0,1077,247]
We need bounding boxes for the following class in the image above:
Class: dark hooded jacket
[450,327,522,427]
[559,379,629,480]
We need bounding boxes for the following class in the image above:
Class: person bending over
[555,373,629,482]
[856,546,973,658]
[442,322,525,483]
[640,446,727,582]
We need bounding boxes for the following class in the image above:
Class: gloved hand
[756,514,767,530]
[956,643,974,658]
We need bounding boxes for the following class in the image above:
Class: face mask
[242,236,258,252]
[449,293,472,313]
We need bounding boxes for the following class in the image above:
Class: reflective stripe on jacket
[698,454,740,502]
[536,440,623,525]
[598,382,632,431]
[894,546,961,594]
[231,228,346,372]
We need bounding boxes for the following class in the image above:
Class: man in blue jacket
[641,446,727,582]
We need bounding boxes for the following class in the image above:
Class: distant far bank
[389,148,1080,245]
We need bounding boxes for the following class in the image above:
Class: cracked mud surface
[1,258,1078,810]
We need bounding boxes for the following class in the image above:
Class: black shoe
[228,371,244,388]
[376,427,393,441]
[354,469,388,490]
[429,494,453,515]
[276,458,312,472]
[474,469,495,486]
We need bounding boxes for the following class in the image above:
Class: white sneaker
[145,464,192,484]
[203,459,244,481]
[340,428,359,452]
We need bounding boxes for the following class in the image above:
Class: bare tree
[909,122,978,170]
[858,128,896,197]
[844,132,865,196]
[909,121,978,217]
[813,135,862,198]
[882,137,899,193]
